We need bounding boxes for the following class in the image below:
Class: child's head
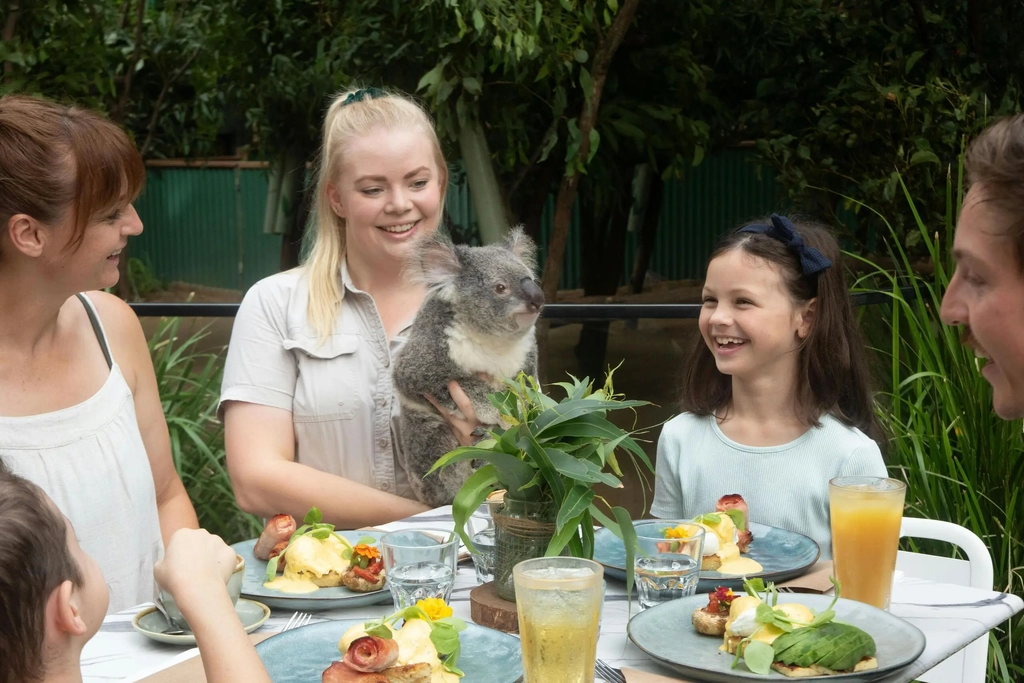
[0,462,108,683]
[306,87,449,338]
[682,214,881,438]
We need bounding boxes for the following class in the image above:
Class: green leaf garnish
[742,640,775,675]
[365,623,393,639]
[723,508,747,532]
[264,555,281,583]
[693,512,722,525]
[304,507,323,525]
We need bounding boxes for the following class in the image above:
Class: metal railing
[127,287,913,320]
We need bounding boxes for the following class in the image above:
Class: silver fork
[595,659,626,683]
[281,610,313,632]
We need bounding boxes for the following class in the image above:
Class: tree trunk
[458,119,509,244]
[630,170,664,293]
[540,0,641,301]
[112,0,147,125]
[575,181,631,383]
[2,3,20,76]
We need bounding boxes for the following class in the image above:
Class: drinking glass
[469,528,496,584]
[633,520,705,610]
[829,476,907,609]
[380,530,459,610]
[469,501,494,536]
[513,557,604,683]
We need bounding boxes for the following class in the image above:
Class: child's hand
[155,528,236,601]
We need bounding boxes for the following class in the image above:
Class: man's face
[941,185,1024,419]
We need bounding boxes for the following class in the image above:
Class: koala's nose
[520,277,545,312]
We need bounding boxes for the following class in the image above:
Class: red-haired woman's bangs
[65,108,145,251]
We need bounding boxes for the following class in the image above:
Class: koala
[392,228,545,507]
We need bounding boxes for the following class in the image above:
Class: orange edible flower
[354,544,381,560]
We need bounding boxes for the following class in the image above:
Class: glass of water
[469,528,496,584]
[513,557,604,683]
[380,530,459,610]
[633,520,705,610]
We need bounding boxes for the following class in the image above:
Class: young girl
[221,87,481,527]
[0,462,270,683]
[651,214,887,558]
[0,94,197,612]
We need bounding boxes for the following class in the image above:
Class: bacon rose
[254,514,297,560]
[716,494,753,552]
[343,636,401,673]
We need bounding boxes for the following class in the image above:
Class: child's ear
[797,298,817,339]
[49,580,89,638]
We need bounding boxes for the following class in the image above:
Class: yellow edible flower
[663,525,693,540]
[416,597,453,621]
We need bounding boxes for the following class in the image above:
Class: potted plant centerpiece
[428,368,653,601]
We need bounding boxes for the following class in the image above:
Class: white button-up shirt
[220,262,416,498]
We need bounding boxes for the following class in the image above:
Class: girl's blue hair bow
[738,214,832,276]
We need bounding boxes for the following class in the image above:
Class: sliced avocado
[772,622,876,671]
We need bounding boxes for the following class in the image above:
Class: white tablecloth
[83,507,1024,682]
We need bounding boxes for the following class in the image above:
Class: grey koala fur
[393,228,545,507]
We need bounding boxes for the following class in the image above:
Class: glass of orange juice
[829,476,906,609]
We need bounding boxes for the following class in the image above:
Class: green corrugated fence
[132,148,783,293]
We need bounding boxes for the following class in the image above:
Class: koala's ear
[406,232,461,297]
[503,226,537,273]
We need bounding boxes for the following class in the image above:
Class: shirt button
[378,396,388,407]
[378,437,389,449]
[380,482,391,491]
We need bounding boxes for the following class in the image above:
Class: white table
[84,507,1024,682]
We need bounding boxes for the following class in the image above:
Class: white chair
[897,517,994,683]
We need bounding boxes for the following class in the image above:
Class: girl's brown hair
[964,113,1024,268]
[0,94,145,255]
[0,460,84,683]
[680,217,884,444]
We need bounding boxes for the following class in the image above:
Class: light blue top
[650,412,887,559]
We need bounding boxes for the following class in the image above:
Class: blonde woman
[221,88,481,527]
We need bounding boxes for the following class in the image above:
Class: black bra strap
[76,294,113,370]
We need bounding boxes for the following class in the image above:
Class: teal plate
[256,619,523,683]
[231,533,392,612]
[594,521,820,591]
[628,592,925,682]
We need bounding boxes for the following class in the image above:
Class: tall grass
[846,164,1024,681]
[149,316,261,544]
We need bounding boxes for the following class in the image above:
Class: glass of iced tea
[513,557,604,683]
[829,476,906,609]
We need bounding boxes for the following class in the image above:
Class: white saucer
[132,598,270,646]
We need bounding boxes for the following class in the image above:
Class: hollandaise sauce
[716,557,764,576]
[263,576,319,593]
[263,533,353,593]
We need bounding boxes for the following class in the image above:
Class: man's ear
[797,297,817,339]
[48,580,88,638]
[326,184,345,219]
[6,214,47,258]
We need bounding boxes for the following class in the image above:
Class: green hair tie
[342,87,386,106]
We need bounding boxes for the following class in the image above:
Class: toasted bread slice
[770,656,878,677]
[692,608,728,636]
[383,663,432,683]
[701,554,722,571]
[289,569,345,588]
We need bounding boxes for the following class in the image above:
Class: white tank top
[0,293,163,612]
